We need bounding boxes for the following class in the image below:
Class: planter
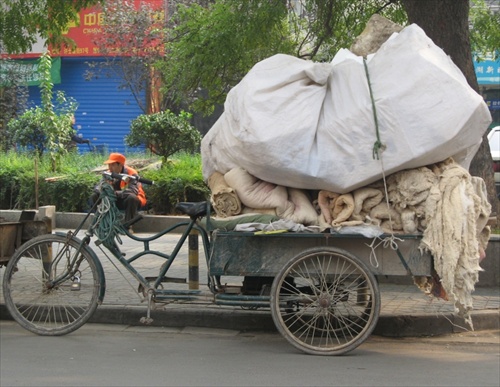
[21,220,50,244]
[0,222,23,266]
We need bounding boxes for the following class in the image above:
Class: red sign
[5,0,165,58]
[50,6,105,57]
[55,0,165,57]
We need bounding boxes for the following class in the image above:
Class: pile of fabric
[207,159,491,327]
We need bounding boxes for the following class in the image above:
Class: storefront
[3,1,163,153]
[474,56,500,128]
[26,56,145,153]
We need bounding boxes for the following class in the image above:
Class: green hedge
[0,151,209,214]
[143,154,210,214]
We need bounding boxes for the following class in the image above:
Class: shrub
[126,110,202,164]
[6,52,77,171]
[42,173,100,212]
[144,153,209,214]
[0,152,100,211]
[0,151,208,214]
[0,152,33,209]
[7,107,48,156]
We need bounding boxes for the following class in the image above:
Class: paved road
[1,321,499,387]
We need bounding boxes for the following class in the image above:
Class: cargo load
[200,21,493,327]
[201,24,491,193]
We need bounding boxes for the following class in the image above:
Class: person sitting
[91,153,147,226]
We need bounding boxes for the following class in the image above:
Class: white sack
[202,24,491,193]
[224,167,288,210]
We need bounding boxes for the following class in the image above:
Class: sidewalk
[1,229,498,336]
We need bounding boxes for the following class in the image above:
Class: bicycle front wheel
[3,234,102,336]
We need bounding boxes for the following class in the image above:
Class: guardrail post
[188,230,199,289]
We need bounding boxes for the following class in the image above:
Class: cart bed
[209,231,432,277]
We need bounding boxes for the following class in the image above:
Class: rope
[362,56,398,236]
[92,183,126,250]
[362,58,408,270]
[363,58,385,160]
[366,234,404,269]
[378,154,396,235]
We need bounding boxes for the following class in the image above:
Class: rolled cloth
[369,202,403,232]
[317,190,340,224]
[470,176,492,252]
[208,172,242,218]
[331,193,355,225]
[352,187,383,221]
[387,166,437,211]
[224,167,288,209]
[276,188,319,226]
[421,161,488,325]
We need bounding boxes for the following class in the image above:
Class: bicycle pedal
[70,277,81,291]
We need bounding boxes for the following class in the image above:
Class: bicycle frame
[92,217,213,299]
[53,177,215,306]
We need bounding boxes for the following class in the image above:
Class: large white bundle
[224,167,319,225]
[201,24,491,193]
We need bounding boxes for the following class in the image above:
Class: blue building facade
[27,57,145,153]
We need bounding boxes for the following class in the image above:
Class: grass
[0,150,160,175]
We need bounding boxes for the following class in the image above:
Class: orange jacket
[118,165,147,207]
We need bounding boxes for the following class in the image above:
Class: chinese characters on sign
[50,7,104,56]
[50,0,164,57]
[0,58,61,86]
[486,100,500,111]
[474,59,500,85]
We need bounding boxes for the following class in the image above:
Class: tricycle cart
[2,173,433,356]
[207,228,430,355]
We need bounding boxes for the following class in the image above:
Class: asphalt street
[1,321,499,387]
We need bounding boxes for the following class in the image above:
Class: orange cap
[103,153,126,165]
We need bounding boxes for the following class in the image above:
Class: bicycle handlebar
[103,171,154,185]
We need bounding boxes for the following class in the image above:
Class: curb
[1,303,498,337]
[373,309,500,336]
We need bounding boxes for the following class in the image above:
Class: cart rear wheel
[270,247,380,355]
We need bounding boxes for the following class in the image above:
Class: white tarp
[201,24,492,193]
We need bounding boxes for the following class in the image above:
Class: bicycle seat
[175,201,208,218]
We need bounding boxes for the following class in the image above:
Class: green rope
[92,183,126,250]
[363,58,385,160]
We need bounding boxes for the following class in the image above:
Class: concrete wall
[55,212,191,234]
[0,210,189,234]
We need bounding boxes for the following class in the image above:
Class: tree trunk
[402,0,498,222]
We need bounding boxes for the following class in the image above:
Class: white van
[488,126,500,197]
